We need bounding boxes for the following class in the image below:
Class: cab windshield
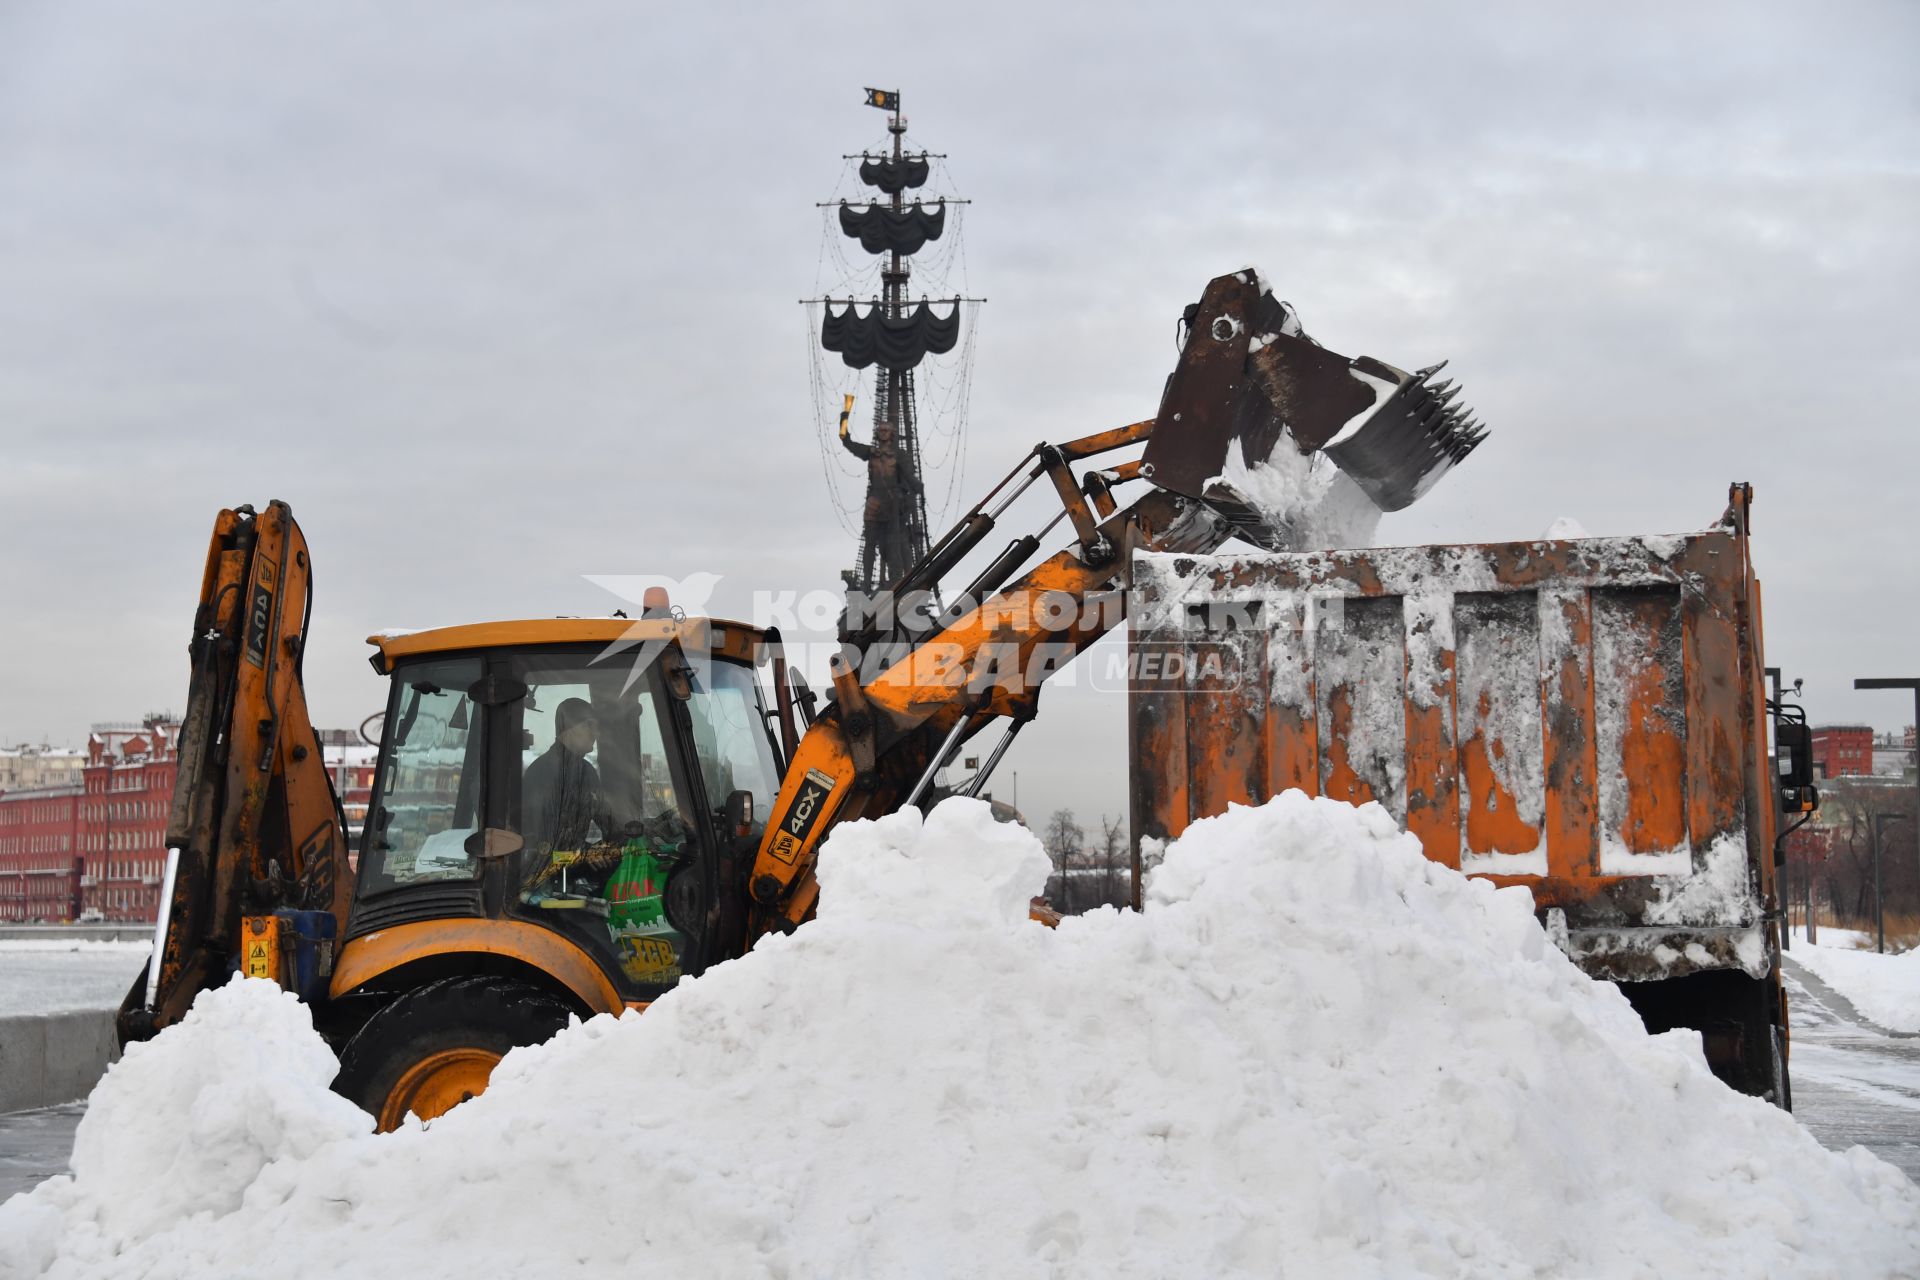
[358,654,485,896]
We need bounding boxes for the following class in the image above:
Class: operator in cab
[523,697,611,857]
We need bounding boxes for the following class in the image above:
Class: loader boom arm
[119,501,353,1042]
[745,268,1486,936]
[746,440,1228,933]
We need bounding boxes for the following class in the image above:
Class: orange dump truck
[1128,484,1794,1102]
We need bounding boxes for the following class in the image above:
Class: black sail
[838,200,946,256]
[858,154,930,195]
[820,300,962,371]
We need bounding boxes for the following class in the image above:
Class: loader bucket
[1140,271,1486,547]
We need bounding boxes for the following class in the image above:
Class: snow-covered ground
[1789,929,1920,1033]
[5,794,1918,1278]
[0,942,147,1017]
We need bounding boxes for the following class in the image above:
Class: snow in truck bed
[3,795,1916,1278]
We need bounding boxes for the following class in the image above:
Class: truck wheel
[332,976,576,1132]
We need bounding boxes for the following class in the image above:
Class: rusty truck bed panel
[1128,520,1776,980]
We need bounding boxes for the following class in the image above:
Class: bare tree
[1801,778,1919,932]
[1036,808,1135,914]
[1042,808,1086,911]
[1096,814,1129,909]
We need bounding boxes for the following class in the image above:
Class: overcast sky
[1,1,1916,827]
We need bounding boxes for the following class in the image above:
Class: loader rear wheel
[332,976,575,1132]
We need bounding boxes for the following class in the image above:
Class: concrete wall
[0,1011,119,1112]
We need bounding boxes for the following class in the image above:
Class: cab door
[495,644,720,1002]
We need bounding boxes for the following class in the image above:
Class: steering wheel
[642,809,692,850]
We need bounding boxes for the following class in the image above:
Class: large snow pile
[1789,934,1920,1033]
[5,795,1918,1279]
[0,977,370,1263]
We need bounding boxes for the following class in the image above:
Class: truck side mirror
[1775,722,1817,814]
[1776,723,1813,788]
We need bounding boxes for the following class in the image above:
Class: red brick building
[81,719,181,923]
[4,720,374,925]
[1781,818,1834,862]
[0,785,83,921]
[317,730,378,848]
[1812,724,1875,779]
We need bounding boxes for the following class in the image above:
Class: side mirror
[663,650,695,702]
[788,670,818,728]
[1775,722,1818,815]
[468,672,529,707]
[724,790,755,840]
[464,828,526,860]
[1776,722,1813,789]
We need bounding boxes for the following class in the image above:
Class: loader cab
[352,618,784,1006]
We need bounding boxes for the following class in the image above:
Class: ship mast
[874,97,932,616]
[808,88,979,641]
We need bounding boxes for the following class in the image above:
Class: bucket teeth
[1326,363,1490,511]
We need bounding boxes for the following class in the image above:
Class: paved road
[1784,955,1920,1181]
[3,963,1915,1203]
[0,1103,83,1201]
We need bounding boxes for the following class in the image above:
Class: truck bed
[1127,498,1778,985]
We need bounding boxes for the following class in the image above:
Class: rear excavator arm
[118,501,353,1043]
[745,269,1487,936]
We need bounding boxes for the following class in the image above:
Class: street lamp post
[1854,676,1920,952]
[1868,811,1914,956]
[1871,811,1888,954]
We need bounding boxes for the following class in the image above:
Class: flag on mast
[863,87,900,112]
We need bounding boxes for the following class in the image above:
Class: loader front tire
[332,976,575,1132]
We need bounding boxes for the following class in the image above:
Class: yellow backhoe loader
[117,270,1484,1129]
